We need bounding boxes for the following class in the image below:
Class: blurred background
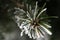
[0,0,60,40]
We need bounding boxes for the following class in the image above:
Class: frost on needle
[13,1,58,39]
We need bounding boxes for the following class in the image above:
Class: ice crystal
[14,2,56,39]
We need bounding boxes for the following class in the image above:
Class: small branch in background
[11,0,25,9]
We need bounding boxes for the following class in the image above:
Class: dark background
[39,0,60,40]
[47,0,60,40]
